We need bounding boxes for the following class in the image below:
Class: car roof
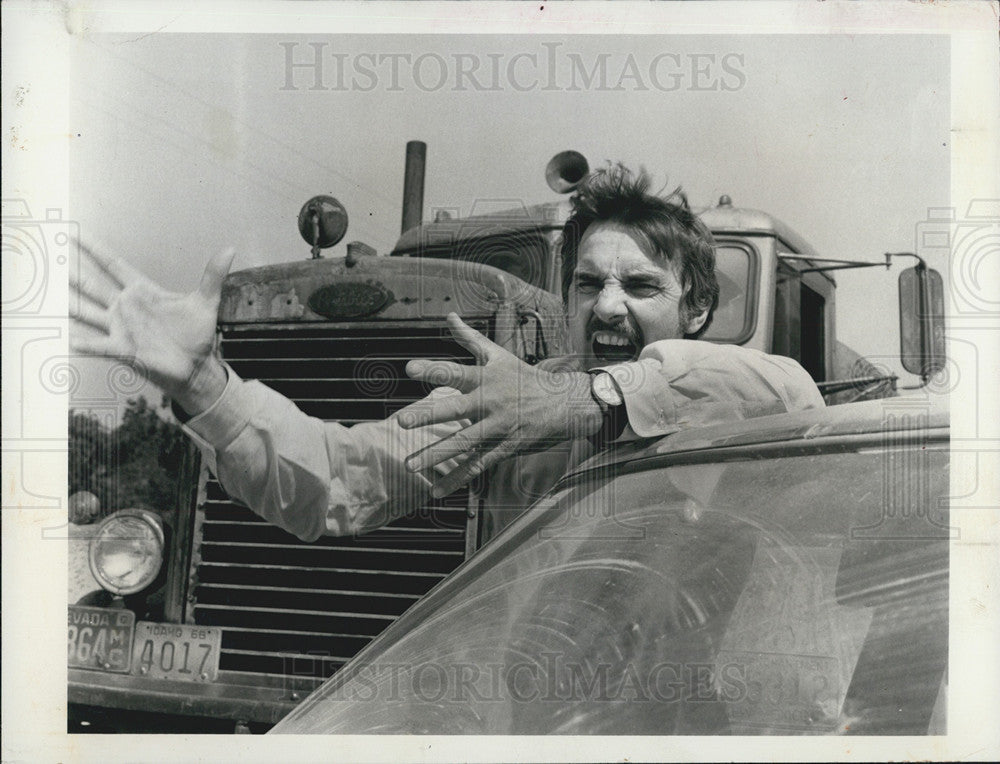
[565,395,950,479]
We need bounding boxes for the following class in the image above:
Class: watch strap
[587,371,628,445]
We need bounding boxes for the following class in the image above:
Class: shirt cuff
[181,364,256,452]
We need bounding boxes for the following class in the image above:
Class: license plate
[130,622,222,682]
[68,606,135,673]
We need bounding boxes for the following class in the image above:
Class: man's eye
[574,278,601,295]
[626,283,660,298]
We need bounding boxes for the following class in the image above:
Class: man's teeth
[593,331,630,347]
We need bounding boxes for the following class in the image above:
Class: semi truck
[67,143,947,733]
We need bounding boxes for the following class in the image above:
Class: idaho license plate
[130,622,222,683]
[68,606,136,673]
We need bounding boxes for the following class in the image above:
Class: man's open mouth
[591,330,639,363]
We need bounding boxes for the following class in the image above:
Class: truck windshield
[700,242,756,344]
[273,435,948,735]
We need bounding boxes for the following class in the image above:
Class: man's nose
[592,286,628,324]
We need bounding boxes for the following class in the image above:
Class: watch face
[592,372,624,407]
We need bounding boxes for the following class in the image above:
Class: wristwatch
[588,371,627,444]
[589,371,624,410]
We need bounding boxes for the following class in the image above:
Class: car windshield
[274,436,948,735]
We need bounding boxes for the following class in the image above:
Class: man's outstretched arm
[180,368,464,542]
[69,240,461,541]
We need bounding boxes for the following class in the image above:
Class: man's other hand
[69,240,235,416]
[399,313,604,498]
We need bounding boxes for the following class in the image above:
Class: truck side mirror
[898,264,945,380]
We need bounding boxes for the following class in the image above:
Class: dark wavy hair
[560,164,720,339]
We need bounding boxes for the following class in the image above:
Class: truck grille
[191,321,483,681]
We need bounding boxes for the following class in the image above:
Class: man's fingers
[70,298,110,333]
[429,444,511,499]
[70,260,120,308]
[405,358,479,393]
[78,238,142,288]
[198,247,237,300]
[396,392,474,430]
[404,422,495,472]
[445,313,501,365]
[69,327,117,359]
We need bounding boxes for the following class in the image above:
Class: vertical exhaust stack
[401,140,427,234]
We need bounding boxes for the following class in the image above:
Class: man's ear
[683,307,710,336]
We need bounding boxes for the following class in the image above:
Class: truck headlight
[88,510,165,595]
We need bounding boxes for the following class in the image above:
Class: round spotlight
[69,490,100,525]
[88,510,165,595]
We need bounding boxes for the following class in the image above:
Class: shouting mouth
[591,330,639,363]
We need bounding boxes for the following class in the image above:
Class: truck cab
[392,195,871,401]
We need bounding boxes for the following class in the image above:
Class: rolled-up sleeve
[596,340,825,439]
[182,366,463,542]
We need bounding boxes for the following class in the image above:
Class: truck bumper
[69,667,310,726]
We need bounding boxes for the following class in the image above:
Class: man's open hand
[398,313,604,497]
[69,240,235,415]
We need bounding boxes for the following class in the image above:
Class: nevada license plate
[130,622,222,683]
[68,606,136,673]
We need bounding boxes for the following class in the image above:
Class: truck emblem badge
[308,282,393,319]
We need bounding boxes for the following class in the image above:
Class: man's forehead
[574,258,669,279]
[576,224,677,278]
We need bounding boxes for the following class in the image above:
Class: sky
[67,31,951,407]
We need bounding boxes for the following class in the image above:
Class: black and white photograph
[2,1,999,760]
